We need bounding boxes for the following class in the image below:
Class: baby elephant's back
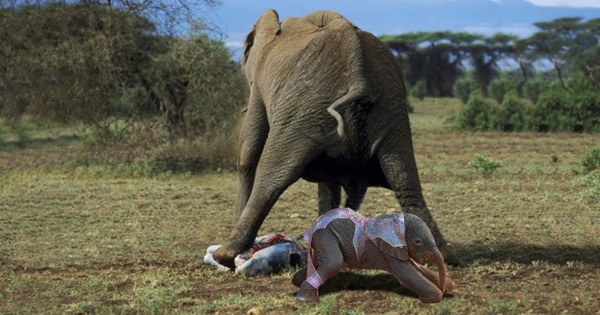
[324,218,389,270]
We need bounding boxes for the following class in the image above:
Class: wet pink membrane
[302,208,405,290]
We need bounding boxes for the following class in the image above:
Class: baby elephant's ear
[366,214,409,261]
[373,237,409,261]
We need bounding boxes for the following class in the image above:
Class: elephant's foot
[296,282,319,302]
[292,267,307,287]
[212,240,248,269]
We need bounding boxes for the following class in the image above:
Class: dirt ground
[1,98,599,314]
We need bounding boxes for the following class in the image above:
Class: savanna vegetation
[1,0,599,313]
[1,0,245,175]
[1,98,599,314]
[382,17,600,133]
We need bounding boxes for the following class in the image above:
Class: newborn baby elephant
[292,208,454,303]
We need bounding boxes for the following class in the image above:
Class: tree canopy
[380,16,600,97]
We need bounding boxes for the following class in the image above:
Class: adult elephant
[213,9,459,267]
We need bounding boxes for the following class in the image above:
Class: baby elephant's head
[404,213,446,292]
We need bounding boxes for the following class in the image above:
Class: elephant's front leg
[388,259,444,303]
[318,182,341,215]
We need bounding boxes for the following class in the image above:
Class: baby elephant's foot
[444,278,455,293]
[418,291,443,304]
[296,282,319,303]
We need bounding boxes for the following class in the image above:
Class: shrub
[150,133,238,174]
[533,89,600,133]
[580,170,600,200]
[490,93,532,131]
[533,90,574,132]
[580,147,600,173]
[469,154,502,174]
[572,90,600,132]
[453,77,480,104]
[405,99,415,113]
[410,80,427,100]
[488,78,518,104]
[454,92,494,131]
[523,79,550,104]
[148,35,246,137]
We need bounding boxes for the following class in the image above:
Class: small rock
[290,213,300,219]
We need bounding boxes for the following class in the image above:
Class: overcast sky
[210,0,600,60]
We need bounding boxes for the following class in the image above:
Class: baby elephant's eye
[412,238,423,246]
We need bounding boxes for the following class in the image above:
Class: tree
[381,31,515,98]
[467,33,516,94]
[148,35,245,137]
[525,17,597,91]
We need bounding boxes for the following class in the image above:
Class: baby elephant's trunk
[430,249,446,292]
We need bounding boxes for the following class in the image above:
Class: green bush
[533,90,574,132]
[405,99,415,113]
[453,77,480,104]
[490,93,532,131]
[523,79,550,104]
[488,78,518,104]
[580,170,600,200]
[580,147,600,173]
[469,154,502,174]
[454,93,494,131]
[572,90,600,132]
[410,80,427,100]
[533,89,600,132]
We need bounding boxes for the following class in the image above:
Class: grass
[1,97,599,314]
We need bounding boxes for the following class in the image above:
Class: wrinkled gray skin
[212,9,459,268]
[292,213,454,303]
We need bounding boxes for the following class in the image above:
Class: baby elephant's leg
[411,260,454,293]
[297,228,344,302]
[292,266,307,287]
[389,260,443,303]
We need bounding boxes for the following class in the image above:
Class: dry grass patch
[1,98,599,313]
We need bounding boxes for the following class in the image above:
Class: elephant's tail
[327,91,376,138]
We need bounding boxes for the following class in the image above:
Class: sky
[210,0,600,60]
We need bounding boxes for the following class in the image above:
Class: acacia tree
[381,31,515,97]
[382,32,473,97]
[524,17,596,91]
[467,33,516,93]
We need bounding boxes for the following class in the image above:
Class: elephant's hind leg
[297,228,344,302]
[235,92,269,221]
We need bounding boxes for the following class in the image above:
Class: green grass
[1,98,599,313]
